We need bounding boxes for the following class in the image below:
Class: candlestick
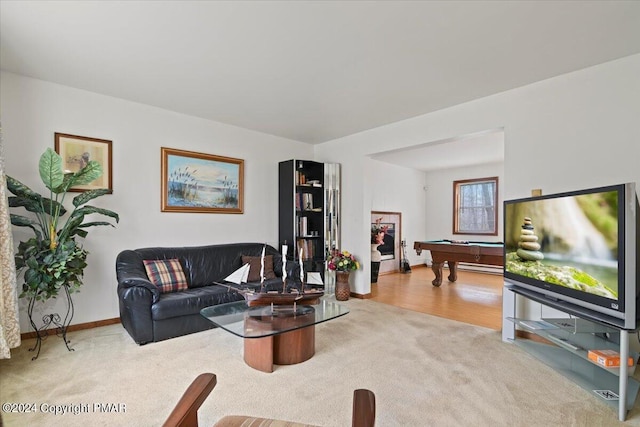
[260,245,265,283]
[282,244,288,284]
[299,246,304,284]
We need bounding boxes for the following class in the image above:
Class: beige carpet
[1,299,639,426]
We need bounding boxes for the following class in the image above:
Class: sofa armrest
[118,276,160,302]
[117,283,157,345]
[116,249,161,301]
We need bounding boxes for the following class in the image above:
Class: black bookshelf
[279,159,327,275]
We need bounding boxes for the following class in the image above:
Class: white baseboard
[424,262,503,276]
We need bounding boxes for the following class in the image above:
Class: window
[453,177,498,235]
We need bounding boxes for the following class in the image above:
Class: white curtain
[0,130,21,358]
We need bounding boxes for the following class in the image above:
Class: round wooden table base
[243,313,316,373]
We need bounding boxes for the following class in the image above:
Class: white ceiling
[371,128,504,172]
[1,1,639,161]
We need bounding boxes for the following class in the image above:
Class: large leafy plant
[7,148,119,300]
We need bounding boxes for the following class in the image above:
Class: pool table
[413,240,504,287]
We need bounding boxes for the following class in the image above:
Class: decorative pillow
[143,259,189,293]
[241,255,276,282]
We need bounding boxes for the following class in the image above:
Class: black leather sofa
[116,243,285,344]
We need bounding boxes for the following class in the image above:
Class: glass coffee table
[201,299,349,373]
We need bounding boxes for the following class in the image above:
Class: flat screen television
[504,182,639,330]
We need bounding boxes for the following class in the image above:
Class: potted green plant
[7,147,119,359]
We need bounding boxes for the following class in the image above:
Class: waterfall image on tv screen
[504,190,619,300]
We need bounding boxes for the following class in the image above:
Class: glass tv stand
[503,286,640,421]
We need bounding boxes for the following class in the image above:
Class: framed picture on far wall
[371,211,402,274]
[161,147,244,214]
[55,133,113,193]
[377,222,396,260]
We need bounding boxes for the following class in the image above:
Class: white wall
[368,159,427,268]
[4,53,640,329]
[1,71,313,332]
[422,160,504,246]
[316,54,640,302]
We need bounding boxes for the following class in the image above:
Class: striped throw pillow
[143,259,188,293]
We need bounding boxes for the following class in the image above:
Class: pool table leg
[431,261,444,286]
[447,261,458,282]
[430,260,458,286]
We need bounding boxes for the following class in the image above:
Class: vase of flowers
[328,249,360,301]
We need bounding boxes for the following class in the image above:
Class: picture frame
[377,222,397,261]
[55,133,113,193]
[161,147,244,214]
[371,211,402,274]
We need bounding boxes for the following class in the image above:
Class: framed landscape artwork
[161,147,244,214]
[54,133,113,193]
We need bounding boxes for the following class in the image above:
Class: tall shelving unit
[279,159,340,280]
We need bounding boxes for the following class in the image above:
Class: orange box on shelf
[587,349,635,368]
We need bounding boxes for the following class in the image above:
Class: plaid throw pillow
[143,259,188,293]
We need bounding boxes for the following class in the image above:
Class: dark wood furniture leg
[447,261,458,282]
[431,261,444,287]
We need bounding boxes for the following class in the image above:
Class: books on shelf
[295,171,322,187]
[303,193,313,210]
[587,349,635,367]
[296,193,315,211]
[296,172,322,187]
[298,217,308,236]
[296,171,306,185]
[296,239,317,259]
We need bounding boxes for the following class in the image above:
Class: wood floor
[370,265,503,330]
